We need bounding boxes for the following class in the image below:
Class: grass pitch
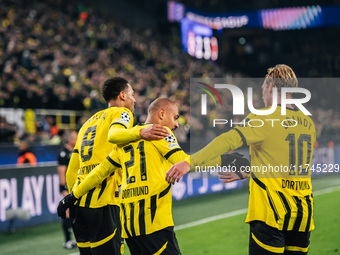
[0,174,339,255]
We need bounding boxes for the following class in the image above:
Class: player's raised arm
[107,104,169,145]
[109,123,169,144]
[139,124,170,140]
[165,152,250,184]
[191,129,245,166]
[166,129,244,184]
[107,107,139,143]
[57,150,121,219]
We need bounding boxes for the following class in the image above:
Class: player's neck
[145,117,160,125]
[144,118,153,125]
[108,99,124,108]
[277,96,294,109]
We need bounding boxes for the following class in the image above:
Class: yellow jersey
[191,106,316,232]
[237,106,316,232]
[112,125,188,237]
[70,107,134,208]
[73,124,189,237]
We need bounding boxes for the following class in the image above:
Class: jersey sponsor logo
[115,118,130,128]
[164,134,176,143]
[78,163,99,175]
[282,179,310,190]
[121,185,149,199]
[168,143,179,149]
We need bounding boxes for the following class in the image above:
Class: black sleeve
[58,149,69,166]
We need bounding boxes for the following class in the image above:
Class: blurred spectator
[57,130,77,249]
[17,138,37,166]
[35,120,50,144]
[48,129,65,145]
[0,116,16,143]
[45,115,59,138]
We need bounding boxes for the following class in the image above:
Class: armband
[59,184,68,193]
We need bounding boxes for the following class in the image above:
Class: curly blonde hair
[265,64,298,90]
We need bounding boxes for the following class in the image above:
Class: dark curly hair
[102,77,129,103]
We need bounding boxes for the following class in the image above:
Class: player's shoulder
[287,107,315,124]
[244,112,257,120]
[136,123,151,127]
[244,106,288,120]
[79,108,107,127]
[109,107,133,123]
[163,128,178,144]
[144,125,177,144]
[245,106,276,119]
[107,106,133,115]
[295,108,314,121]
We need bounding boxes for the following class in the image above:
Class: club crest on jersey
[121,112,130,122]
[164,134,176,143]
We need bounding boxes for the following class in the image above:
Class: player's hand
[166,161,191,184]
[218,152,250,183]
[140,124,169,140]
[57,192,77,220]
[218,171,249,183]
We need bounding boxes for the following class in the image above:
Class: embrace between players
[58,64,316,255]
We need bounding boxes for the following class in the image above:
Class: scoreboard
[181,18,218,61]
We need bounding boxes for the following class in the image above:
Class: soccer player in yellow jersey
[166,65,316,255]
[60,77,169,255]
[58,98,190,255]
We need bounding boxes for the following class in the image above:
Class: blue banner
[0,165,62,232]
[0,145,60,166]
[171,171,247,200]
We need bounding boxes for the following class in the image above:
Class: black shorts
[249,221,310,255]
[70,205,123,255]
[125,227,181,255]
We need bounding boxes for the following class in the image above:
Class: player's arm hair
[108,124,141,144]
[190,129,243,167]
[66,152,80,193]
[73,156,120,199]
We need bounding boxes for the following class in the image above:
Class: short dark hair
[102,77,129,102]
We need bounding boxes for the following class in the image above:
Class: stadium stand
[0,0,339,148]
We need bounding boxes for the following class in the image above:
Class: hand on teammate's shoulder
[140,124,169,140]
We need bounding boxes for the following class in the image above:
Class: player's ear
[268,82,274,94]
[158,109,165,120]
[118,91,126,100]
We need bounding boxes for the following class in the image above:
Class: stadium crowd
[0,0,339,146]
